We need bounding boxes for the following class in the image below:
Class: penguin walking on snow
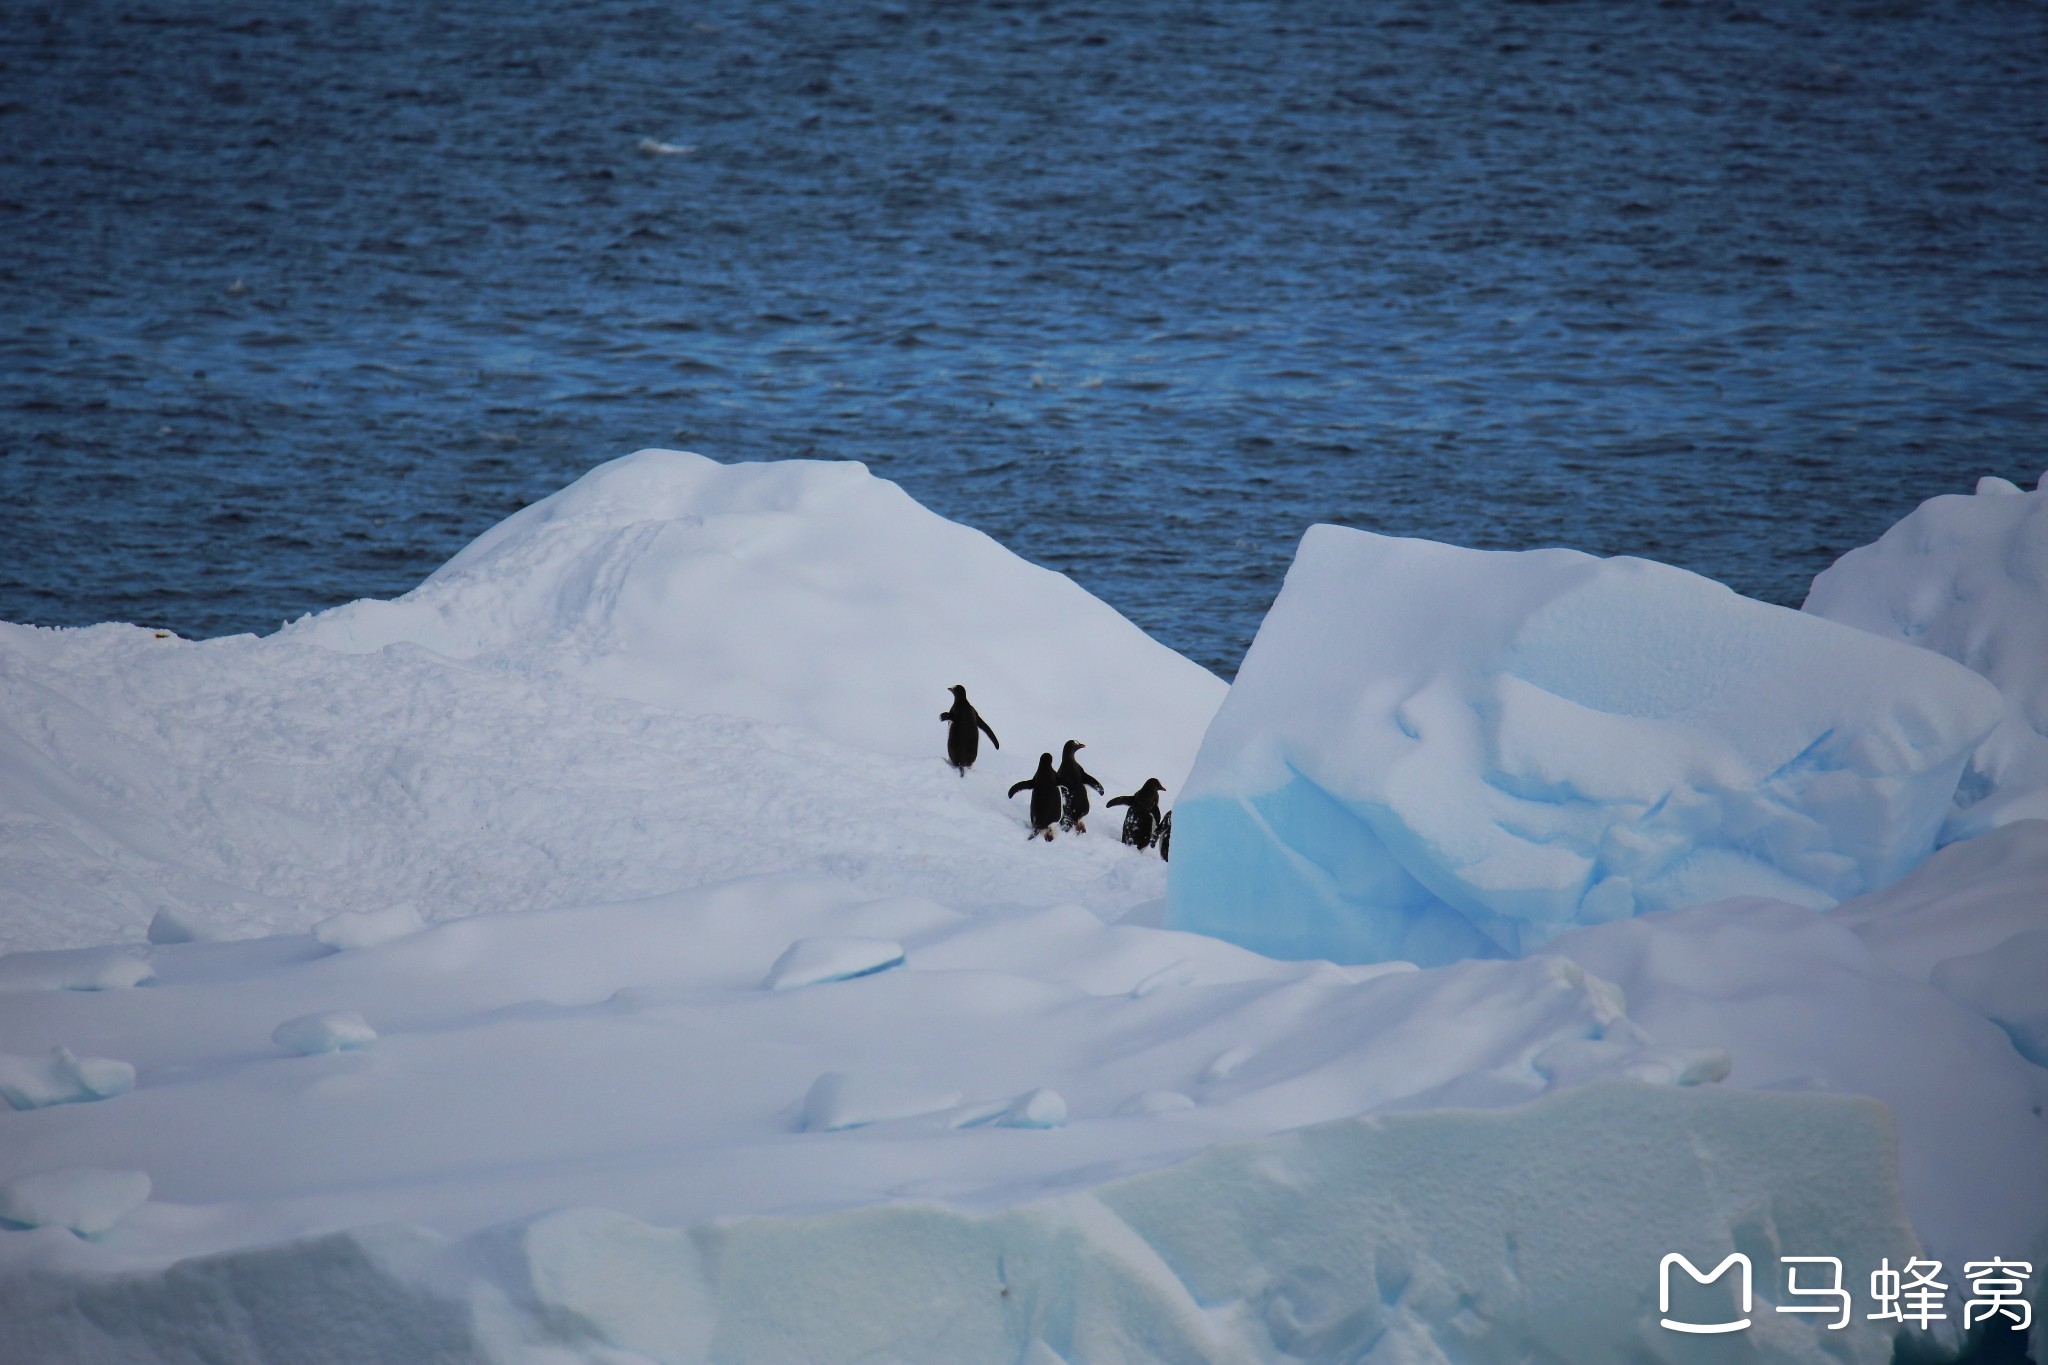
[940,685,1000,774]
[1008,753,1063,841]
[1106,778,1166,851]
[1055,740,1104,832]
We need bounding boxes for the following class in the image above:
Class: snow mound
[1805,473,2048,838]
[312,904,425,952]
[801,1071,964,1132]
[282,448,1224,775]
[762,936,905,990]
[1169,525,2004,966]
[0,1049,134,1111]
[0,451,1221,954]
[0,948,153,994]
[271,1010,377,1056]
[3,1085,1921,1363]
[0,1169,149,1237]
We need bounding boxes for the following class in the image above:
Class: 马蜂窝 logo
[1658,1254,2033,1335]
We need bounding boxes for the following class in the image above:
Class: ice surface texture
[1806,474,2048,838]
[3,1085,1918,1364]
[1169,525,2004,966]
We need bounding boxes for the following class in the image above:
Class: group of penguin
[941,685,1172,856]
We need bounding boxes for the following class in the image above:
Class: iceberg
[1168,525,2005,966]
[1805,473,2048,838]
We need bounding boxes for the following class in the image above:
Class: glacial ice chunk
[1170,526,2005,966]
[272,1010,379,1056]
[0,1048,136,1110]
[0,1169,150,1237]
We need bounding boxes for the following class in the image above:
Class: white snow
[312,903,426,952]
[142,908,212,946]
[0,1048,135,1111]
[2,452,2043,1361]
[0,947,154,994]
[761,935,905,990]
[271,1010,378,1056]
[0,451,1223,956]
[1168,524,2004,967]
[1805,473,2048,839]
[0,1169,150,1237]
[0,883,1928,1361]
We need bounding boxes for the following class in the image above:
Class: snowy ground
[2,454,2043,1362]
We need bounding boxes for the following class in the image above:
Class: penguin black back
[1007,752,1063,840]
[1107,777,1165,850]
[940,684,1000,774]
[1054,739,1104,832]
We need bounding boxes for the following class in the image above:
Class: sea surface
[3,0,2044,677]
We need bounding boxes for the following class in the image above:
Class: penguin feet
[1074,820,1086,833]
[1042,829,1054,842]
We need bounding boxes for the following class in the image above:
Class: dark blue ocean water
[3,0,2044,677]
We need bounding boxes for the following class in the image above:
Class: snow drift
[1168,526,2004,967]
[0,451,1223,952]
[1805,472,2048,839]
[281,447,1223,776]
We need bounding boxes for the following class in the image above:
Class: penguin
[1106,778,1165,850]
[1008,753,1063,840]
[1054,739,1104,832]
[1158,809,1172,862]
[940,685,1000,774]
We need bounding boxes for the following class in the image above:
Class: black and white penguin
[1054,739,1104,832]
[1008,753,1063,840]
[1106,777,1166,850]
[940,685,1000,774]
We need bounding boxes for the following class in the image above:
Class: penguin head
[948,684,967,698]
[1036,752,1056,773]
[1141,777,1164,794]
[1061,739,1084,759]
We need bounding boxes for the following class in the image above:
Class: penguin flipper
[1105,795,1130,808]
[1007,780,1030,799]
[980,718,1000,748]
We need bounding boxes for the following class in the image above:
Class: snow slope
[1805,472,2048,840]
[0,451,1224,954]
[1167,525,2002,967]
[1552,824,2048,1278]
[0,878,1923,1363]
